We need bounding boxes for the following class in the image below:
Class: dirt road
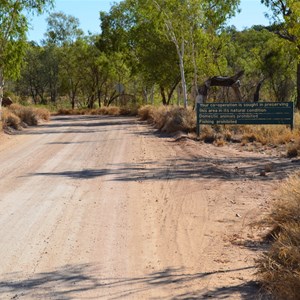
[0,115,297,299]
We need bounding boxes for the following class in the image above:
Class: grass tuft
[287,146,298,158]
[2,104,50,130]
[9,104,38,126]
[138,105,195,133]
[256,173,300,299]
[2,108,21,129]
[56,106,139,117]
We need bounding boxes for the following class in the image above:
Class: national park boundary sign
[196,102,294,136]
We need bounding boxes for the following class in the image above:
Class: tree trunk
[150,85,154,105]
[167,80,180,105]
[177,40,188,108]
[97,90,102,108]
[254,79,264,102]
[297,63,300,110]
[177,86,181,106]
[71,94,75,109]
[160,86,167,105]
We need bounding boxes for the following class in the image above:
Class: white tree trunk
[150,85,154,105]
[177,85,181,106]
[177,40,188,108]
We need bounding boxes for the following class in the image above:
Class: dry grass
[240,125,295,145]
[256,173,300,299]
[287,145,299,158]
[2,108,21,129]
[138,105,154,121]
[9,104,38,126]
[34,107,50,121]
[56,106,139,117]
[138,105,300,148]
[57,108,88,115]
[138,105,196,133]
[2,104,50,130]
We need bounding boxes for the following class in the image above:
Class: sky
[27,0,272,42]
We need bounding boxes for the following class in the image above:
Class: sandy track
[0,115,298,299]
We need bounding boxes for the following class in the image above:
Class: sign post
[196,102,294,137]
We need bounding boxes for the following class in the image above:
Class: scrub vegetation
[256,173,300,300]
[1,0,300,298]
[2,104,50,130]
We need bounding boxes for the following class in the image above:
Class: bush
[2,104,50,130]
[287,146,298,158]
[138,105,195,133]
[2,108,21,129]
[57,106,139,116]
[9,104,38,126]
[138,105,154,121]
[35,107,50,121]
[257,173,300,299]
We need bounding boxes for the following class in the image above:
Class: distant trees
[99,0,240,107]
[261,0,300,107]
[224,26,297,102]
[0,0,54,120]
[3,1,299,108]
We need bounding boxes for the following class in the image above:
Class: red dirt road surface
[0,115,297,299]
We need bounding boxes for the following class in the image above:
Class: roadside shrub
[256,173,300,299]
[57,106,137,116]
[96,106,120,115]
[138,105,195,133]
[238,125,295,145]
[2,108,21,129]
[9,104,38,126]
[200,126,216,143]
[138,105,154,121]
[1,104,50,130]
[287,146,298,158]
[57,108,87,115]
[35,107,50,121]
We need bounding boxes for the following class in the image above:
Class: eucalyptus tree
[99,0,240,106]
[261,0,300,107]
[125,7,181,105]
[225,26,296,102]
[78,35,110,108]
[59,39,86,108]
[146,0,240,107]
[0,0,54,120]
[44,12,84,106]
[99,5,139,105]
[44,11,84,46]
[17,43,49,104]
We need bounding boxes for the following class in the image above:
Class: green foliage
[223,26,297,102]
[3,0,298,110]
[98,0,240,106]
[44,12,84,46]
[261,0,300,107]
[0,0,54,80]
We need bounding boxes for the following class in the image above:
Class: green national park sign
[196,102,294,136]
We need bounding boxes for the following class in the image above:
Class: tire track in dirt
[0,115,297,299]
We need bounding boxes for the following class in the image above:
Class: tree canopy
[1,0,299,110]
[0,0,54,120]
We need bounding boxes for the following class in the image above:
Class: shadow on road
[26,155,300,182]
[0,264,264,300]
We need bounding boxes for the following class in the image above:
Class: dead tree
[2,97,12,107]
[197,70,244,103]
[254,78,265,102]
